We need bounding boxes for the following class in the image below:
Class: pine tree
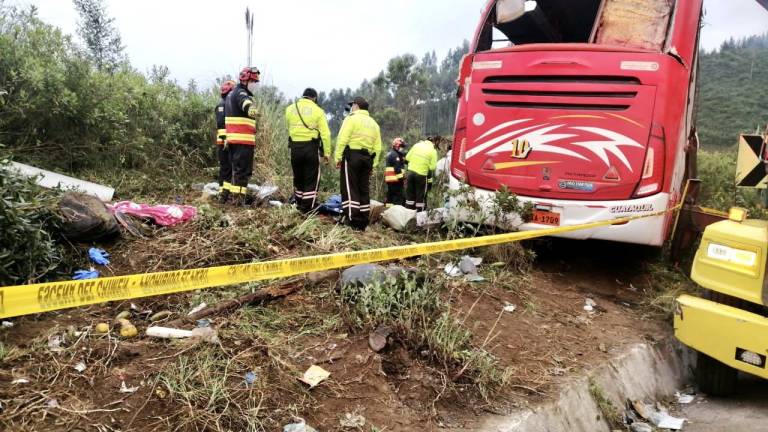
[72,0,125,72]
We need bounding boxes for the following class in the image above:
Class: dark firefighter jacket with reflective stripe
[224,84,256,145]
[384,150,406,183]
[215,99,226,145]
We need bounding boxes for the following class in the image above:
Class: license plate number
[532,210,560,226]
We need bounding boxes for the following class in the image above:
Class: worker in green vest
[334,96,382,230]
[404,139,438,211]
[285,88,332,213]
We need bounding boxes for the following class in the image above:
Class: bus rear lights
[641,148,655,179]
[736,348,766,368]
[458,137,467,165]
[635,183,659,196]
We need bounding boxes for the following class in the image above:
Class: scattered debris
[58,192,120,242]
[74,361,87,373]
[445,256,485,281]
[149,310,173,322]
[416,207,448,228]
[188,303,207,316]
[319,194,343,216]
[1,321,14,328]
[503,303,517,313]
[599,343,608,353]
[244,371,257,386]
[11,378,30,384]
[298,365,330,388]
[118,319,138,338]
[110,201,197,226]
[196,319,211,328]
[368,324,393,352]
[115,310,132,321]
[443,263,463,277]
[676,391,695,404]
[584,298,598,312]
[73,269,99,280]
[381,205,417,231]
[48,334,63,352]
[145,326,219,343]
[283,419,318,432]
[459,255,482,273]
[628,400,686,431]
[46,398,60,409]
[88,247,110,266]
[269,200,283,207]
[307,270,338,284]
[340,413,366,428]
[119,381,139,394]
[247,184,279,201]
[341,264,388,288]
[95,323,110,333]
[629,422,653,432]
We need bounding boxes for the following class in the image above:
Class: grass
[588,378,622,428]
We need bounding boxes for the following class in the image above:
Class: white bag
[381,205,417,231]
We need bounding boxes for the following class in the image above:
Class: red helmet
[239,66,261,84]
[392,137,406,150]
[220,80,235,96]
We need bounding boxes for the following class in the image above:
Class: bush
[0,160,65,285]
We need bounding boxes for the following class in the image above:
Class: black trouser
[217,145,232,190]
[405,171,428,211]
[290,140,321,213]
[229,144,255,195]
[340,149,373,230]
[386,181,405,206]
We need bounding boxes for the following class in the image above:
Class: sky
[15,0,768,97]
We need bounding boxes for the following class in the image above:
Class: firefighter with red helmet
[384,137,407,207]
[216,80,236,203]
[224,66,261,205]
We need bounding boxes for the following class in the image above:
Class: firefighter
[334,96,382,230]
[216,80,236,204]
[285,88,332,213]
[404,139,438,211]
[224,66,261,205]
[384,137,407,207]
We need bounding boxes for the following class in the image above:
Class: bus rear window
[477,0,674,51]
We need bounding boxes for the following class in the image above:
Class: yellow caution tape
[0,206,681,319]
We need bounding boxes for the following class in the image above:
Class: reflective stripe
[231,185,248,195]
[226,133,256,145]
[225,117,256,127]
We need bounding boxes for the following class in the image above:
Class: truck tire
[696,352,737,396]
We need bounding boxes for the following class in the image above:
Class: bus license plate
[532,210,560,226]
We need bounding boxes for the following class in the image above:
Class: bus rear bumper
[675,294,768,379]
[446,174,670,246]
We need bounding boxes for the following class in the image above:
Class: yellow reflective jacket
[405,140,438,176]
[334,110,382,167]
[285,98,332,156]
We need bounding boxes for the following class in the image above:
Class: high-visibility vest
[405,141,438,177]
[334,110,383,167]
[285,98,332,156]
[224,84,256,145]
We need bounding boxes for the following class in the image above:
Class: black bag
[58,192,119,242]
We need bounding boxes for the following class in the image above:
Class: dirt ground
[0,204,672,431]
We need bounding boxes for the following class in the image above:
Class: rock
[368,324,393,352]
[459,255,478,274]
[340,264,388,288]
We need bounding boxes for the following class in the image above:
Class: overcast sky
[15,0,768,97]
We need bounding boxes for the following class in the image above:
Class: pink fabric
[110,201,197,226]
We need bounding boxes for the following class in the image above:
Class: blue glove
[88,248,110,266]
[73,269,99,280]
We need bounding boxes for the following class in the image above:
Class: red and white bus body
[449,0,703,246]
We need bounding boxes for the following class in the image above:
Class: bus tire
[696,351,737,396]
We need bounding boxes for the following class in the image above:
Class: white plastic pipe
[8,162,115,201]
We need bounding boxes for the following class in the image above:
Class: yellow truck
[674,130,768,395]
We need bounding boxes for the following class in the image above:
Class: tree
[72,0,125,72]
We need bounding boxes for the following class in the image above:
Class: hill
[697,33,768,147]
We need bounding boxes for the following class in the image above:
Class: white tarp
[9,162,115,201]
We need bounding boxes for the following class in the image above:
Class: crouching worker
[334,97,382,230]
[404,139,438,211]
[285,88,332,213]
[384,137,407,207]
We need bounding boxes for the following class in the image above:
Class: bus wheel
[696,351,737,396]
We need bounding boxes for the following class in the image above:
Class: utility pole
[245,7,254,66]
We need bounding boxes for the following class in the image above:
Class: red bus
[448,0,703,246]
